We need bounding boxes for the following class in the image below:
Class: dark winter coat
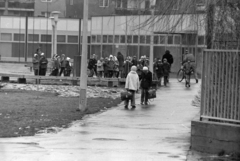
[162,52,174,65]
[117,53,124,71]
[123,61,132,77]
[39,57,48,69]
[131,59,138,66]
[32,57,39,70]
[88,58,97,70]
[140,71,152,89]
[162,62,170,76]
[107,60,115,71]
[154,62,164,78]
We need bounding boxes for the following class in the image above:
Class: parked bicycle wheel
[177,69,184,82]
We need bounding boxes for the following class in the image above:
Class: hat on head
[143,66,148,71]
[109,55,113,58]
[34,54,38,57]
[131,66,137,72]
[41,53,44,56]
[66,57,71,61]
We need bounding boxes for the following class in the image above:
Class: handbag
[148,89,156,99]
[120,91,133,101]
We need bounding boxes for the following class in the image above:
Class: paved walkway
[0,79,200,161]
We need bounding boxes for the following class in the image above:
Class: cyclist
[182,50,198,83]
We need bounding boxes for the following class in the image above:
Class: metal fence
[201,49,240,123]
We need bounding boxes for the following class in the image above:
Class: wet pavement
[0,79,200,161]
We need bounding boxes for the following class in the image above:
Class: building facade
[34,0,66,18]
[0,0,35,16]
[66,0,207,18]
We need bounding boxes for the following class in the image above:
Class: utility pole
[79,0,88,111]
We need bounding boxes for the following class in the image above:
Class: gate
[201,50,240,123]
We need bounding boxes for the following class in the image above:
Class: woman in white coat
[125,66,140,109]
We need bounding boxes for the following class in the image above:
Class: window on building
[120,35,125,43]
[108,35,113,43]
[116,0,123,8]
[160,35,166,44]
[68,35,78,43]
[70,0,74,5]
[91,35,97,43]
[172,0,179,10]
[99,0,109,7]
[103,35,108,43]
[154,35,159,44]
[133,36,138,43]
[13,34,24,41]
[41,35,51,42]
[115,35,120,43]
[140,35,145,44]
[198,36,205,45]
[41,12,51,18]
[28,34,39,42]
[127,35,132,43]
[1,33,12,41]
[146,36,150,44]
[57,35,66,42]
[41,0,52,2]
[145,0,150,9]
[174,35,181,44]
[97,35,102,43]
[167,35,173,44]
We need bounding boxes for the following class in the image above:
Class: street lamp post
[50,11,60,58]
[149,7,155,73]
[79,0,89,111]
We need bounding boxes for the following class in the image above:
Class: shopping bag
[120,91,133,101]
[148,89,156,99]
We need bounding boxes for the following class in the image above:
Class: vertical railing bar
[223,52,228,119]
[216,51,221,118]
[220,51,224,118]
[211,52,215,117]
[230,52,236,120]
[227,52,231,119]
[237,52,240,120]
[206,51,211,116]
[201,50,206,116]
[212,51,216,117]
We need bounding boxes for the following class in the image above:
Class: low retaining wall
[191,121,240,155]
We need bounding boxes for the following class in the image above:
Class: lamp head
[51,11,60,22]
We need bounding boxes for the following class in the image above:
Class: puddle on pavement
[93,138,126,141]
[0,142,39,145]
[78,131,89,135]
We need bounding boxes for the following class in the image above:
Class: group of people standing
[32,49,72,77]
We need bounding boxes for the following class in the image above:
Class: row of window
[0,33,78,43]
[98,0,206,10]
[91,34,205,45]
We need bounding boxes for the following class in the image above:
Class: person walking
[182,50,198,83]
[39,53,48,76]
[162,58,170,86]
[117,52,124,78]
[125,66,140,109]
[162,50,174,72]
[32,54,40,76]
[140,66,152,105]
[50,55,60,76]
[59,54,67,76]
[154,59,164,86]
[97,57,104,78]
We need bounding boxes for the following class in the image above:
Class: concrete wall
[191,121,240,155]
[34,0,66,18]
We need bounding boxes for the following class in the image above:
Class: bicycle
[177,62,193,87]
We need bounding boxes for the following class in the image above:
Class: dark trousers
[50,68,59,76]
[59,67,65,76]
[108,70,113,78]
[164,76,168,86]
[34,69,39,76]
[141,89,149,103]
[40,68,47,76]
